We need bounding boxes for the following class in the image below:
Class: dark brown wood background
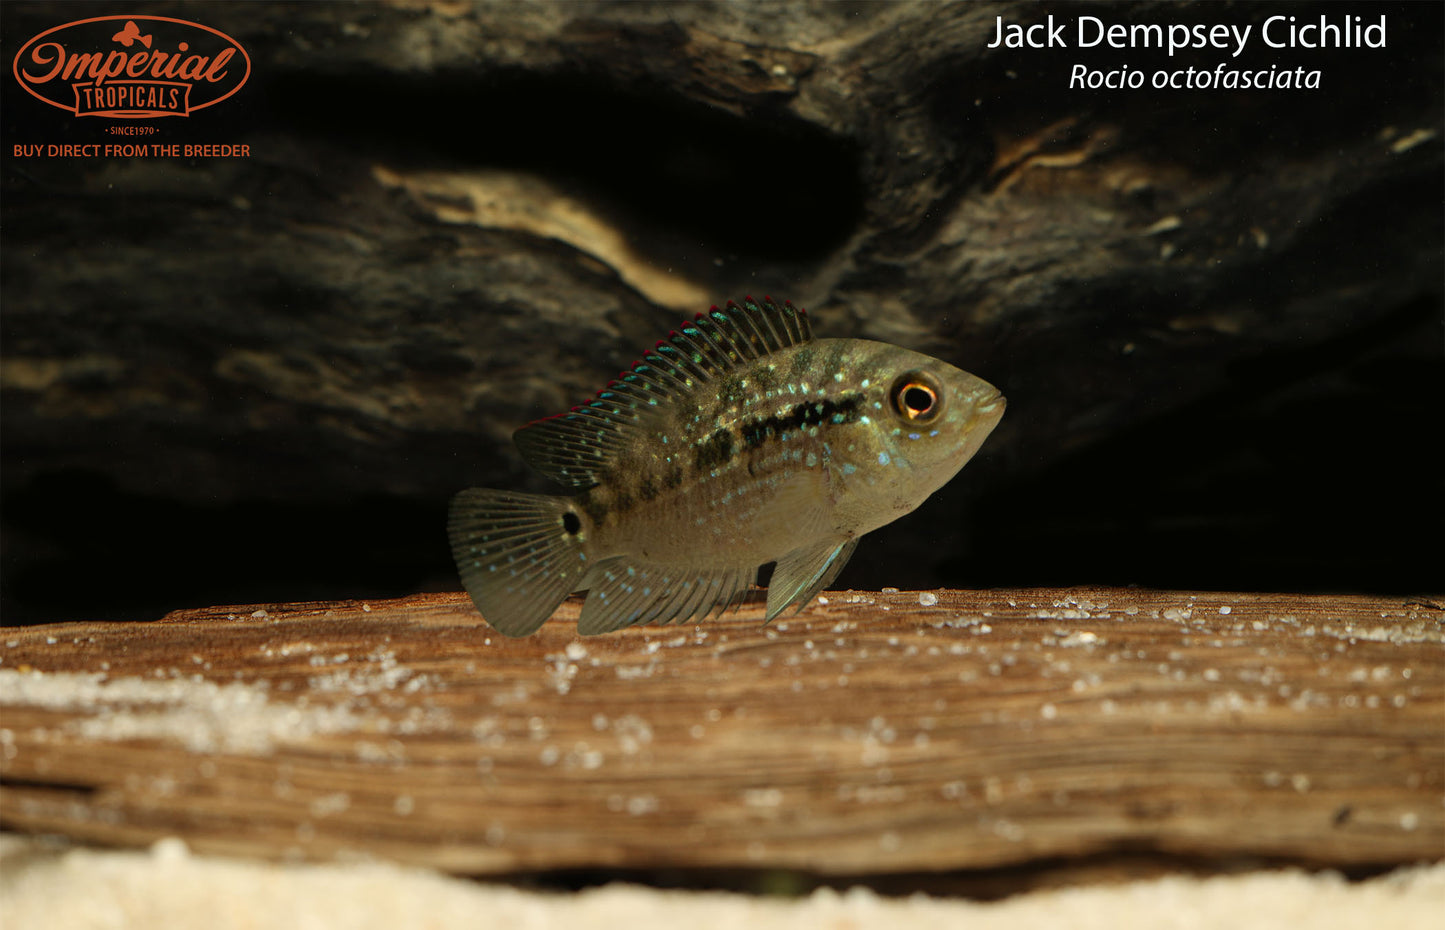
[2,1,1442,625]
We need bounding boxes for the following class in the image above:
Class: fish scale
[449,297,1005,637]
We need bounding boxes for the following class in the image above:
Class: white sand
[1,835,1441,930]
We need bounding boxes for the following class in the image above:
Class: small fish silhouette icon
[112,21,152,48]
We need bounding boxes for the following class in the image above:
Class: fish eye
[890,371,943,424]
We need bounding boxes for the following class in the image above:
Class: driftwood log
[2,587,1439,877]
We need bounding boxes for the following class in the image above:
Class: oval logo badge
[12,15,250,119]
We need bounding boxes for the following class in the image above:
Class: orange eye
[890,372,943,424]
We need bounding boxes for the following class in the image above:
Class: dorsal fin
[513,297,811,488]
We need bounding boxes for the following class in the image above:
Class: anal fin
[578,558,754,635]
[766,537,858,621]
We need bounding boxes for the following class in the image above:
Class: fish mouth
[968,390,1006,431]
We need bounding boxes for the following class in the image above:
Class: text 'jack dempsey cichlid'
[448,297,1005,637]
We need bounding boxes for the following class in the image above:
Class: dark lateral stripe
[694,429,735,472]
[741,394,864,449]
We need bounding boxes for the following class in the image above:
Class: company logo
[13,15,250,118]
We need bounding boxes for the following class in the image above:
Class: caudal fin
[447,489,588,637]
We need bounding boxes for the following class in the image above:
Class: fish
[448,296,1005,637]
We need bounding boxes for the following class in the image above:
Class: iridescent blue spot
[878,451,891,465]
[908,432,921,441]
[842,463,857,475]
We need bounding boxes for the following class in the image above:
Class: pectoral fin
[765,536,858,621]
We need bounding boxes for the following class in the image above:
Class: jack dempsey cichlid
[449,297,1005,637]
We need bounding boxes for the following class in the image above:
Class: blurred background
[2,0,1442,626]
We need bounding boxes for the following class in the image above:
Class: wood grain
[1,588,1440,875]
